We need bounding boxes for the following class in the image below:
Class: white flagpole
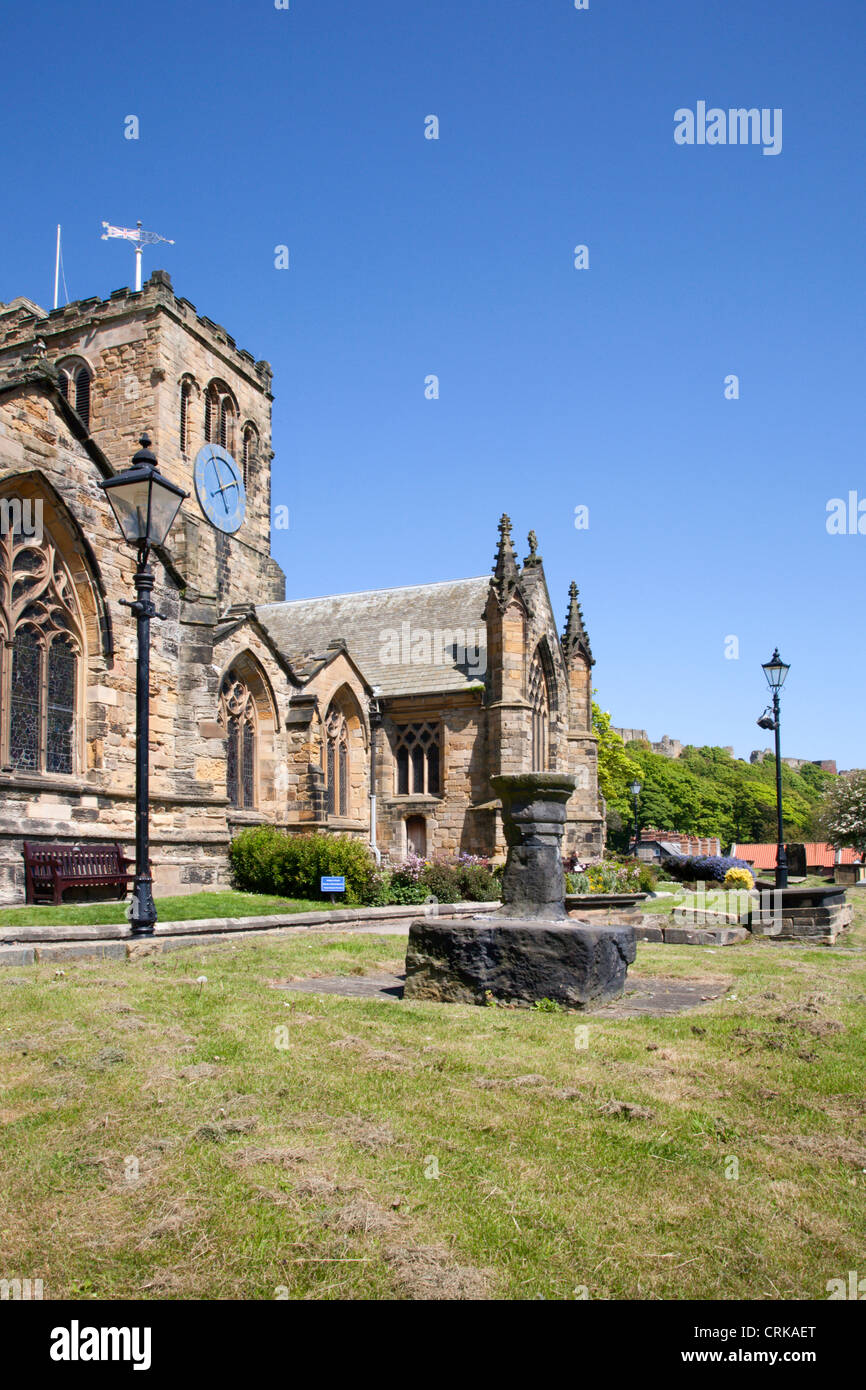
[54,225,61,310]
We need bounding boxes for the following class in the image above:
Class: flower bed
[229,829,501,906]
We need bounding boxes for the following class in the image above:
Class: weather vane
[101,221,174,292]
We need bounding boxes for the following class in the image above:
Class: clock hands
[207,450,239,513]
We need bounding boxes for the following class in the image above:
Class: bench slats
[23,841,134,906]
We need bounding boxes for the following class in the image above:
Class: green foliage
[531,998,564,1013]
[228,828,377,904]
[566,860,645,895]
[380,877,430,905]
[229,833,504,908]
[591,709,838,852]
[456,862,502,901]
[418,862,462,904]
[591,699,642,808]
[390,860,502,905]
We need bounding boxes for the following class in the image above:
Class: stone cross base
[404,918,637,1010]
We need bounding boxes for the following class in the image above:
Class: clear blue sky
[2,0,863,768]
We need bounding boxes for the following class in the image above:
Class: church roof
[258,576,491,697]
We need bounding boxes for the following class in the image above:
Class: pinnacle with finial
[492,512,519,596]
[562,580,593,663]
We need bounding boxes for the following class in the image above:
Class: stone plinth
[404,917,636,1009]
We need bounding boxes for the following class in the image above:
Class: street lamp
[629,779,642,857]
[100,435,187,936]
[759,648,791,889]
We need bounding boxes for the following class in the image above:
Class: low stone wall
[0,900,502,967]
[672,883,853,946]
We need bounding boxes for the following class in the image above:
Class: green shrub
[385,880,431,906]
[228,828,377,904]
[456,863,502,901]
[419,862,461,904]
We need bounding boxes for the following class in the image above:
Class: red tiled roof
[731,842,861,869]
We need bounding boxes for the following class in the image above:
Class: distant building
[614,729,734,760]
[749,751,837,774]
[635,828,721,862]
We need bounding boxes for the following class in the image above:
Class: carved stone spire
[562,580,593,664]
[491,512,519,599]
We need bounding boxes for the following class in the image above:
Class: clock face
[193,444,246,534]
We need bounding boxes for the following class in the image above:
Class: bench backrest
[23,841,127,881]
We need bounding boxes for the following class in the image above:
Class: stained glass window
[529,649,550,772]
[1,508,83,776]
[326,739,336,815]
[47,636,76,774]
[226,716,239,808]
[324,704,352,819]
[10,627,41,771]
[219,672,257,810]
[242,719,255,809]
[338,740,348,816]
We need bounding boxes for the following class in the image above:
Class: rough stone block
[404,918,636,1009]
[663,925,749,946]
[634,923,664,942]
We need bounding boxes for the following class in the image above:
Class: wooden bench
[23,841,134,906]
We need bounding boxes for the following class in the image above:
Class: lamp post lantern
[760,648,791,889]
[629,779,642,857]
[100,435,187,936]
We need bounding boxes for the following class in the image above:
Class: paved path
[272,972,728,1015]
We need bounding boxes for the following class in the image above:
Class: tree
[591,699,642,808]
[816,770,866,858]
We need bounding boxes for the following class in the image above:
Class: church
[0,270,603,904]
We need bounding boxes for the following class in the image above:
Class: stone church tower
[0,272,602,904]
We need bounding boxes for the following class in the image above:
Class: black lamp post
[759,648,791,889]
[629,779,642,857]
[99,435,187,936]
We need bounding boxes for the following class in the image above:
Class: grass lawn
[0,897,863,1300]
[0,891,354,929]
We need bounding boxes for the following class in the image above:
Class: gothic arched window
[219,397,234,454]
[10,625,41,771]
[325,705,350,817]
[0,509,83,775]
[179,379,193,456]
[242,424,259,485]
[219,671,257,809]
[393,723,440,796]
[204,380,237,455]
[57,359,93,429]
[528,648,550,772]
[204,383,217,444]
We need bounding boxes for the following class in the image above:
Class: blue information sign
[321,876,346,892]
